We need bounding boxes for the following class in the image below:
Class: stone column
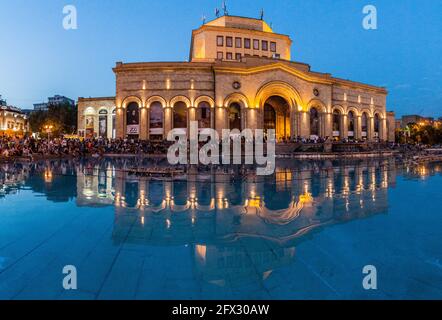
[107,113,113,139]
[93,115,99,138]
[290,107,296,139]
[355,115,362,141]
[324,112,333,139]
[139,107,148,140]
[215,106,227,137]
[188,106,196,136]
[299,111,309,138]
[163,107,173,139]
[116,107,124,139]
[381,118,387,142]
[210,107,215,130]
[341,114,348,140]
[246,108,258,131]
[368,116,375,141]
[146,108,150,140]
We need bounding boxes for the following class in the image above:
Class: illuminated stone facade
[0,105,28,137]
[78,16,394,142]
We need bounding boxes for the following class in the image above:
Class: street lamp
[44,124,54,139]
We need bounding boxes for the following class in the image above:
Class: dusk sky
[0,0,441,117]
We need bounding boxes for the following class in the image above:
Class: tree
[29,102,77,137]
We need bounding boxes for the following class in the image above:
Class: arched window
[310,107,320,136]
[197,101,211,129]
[98,109,108,138]
[150,101,164,139]
[229,103,241,131]
[348,111,355,132]
[173,101,187,129]
[333,110,341,135]
[126,102,140,137]
[374,114,380,133]
[361,112,368,138]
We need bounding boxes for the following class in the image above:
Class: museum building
[78,15,395,142]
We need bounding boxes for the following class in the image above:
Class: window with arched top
[197,101,211,129]
[150,101,164,138]
[348,111,355,132]
[126,102,140,137]
[333,110,341,132]
[173,101,187,129]
[228,103,241,130]
[310,107,320,136]
[361,113,368,132]
[374,114,380,133]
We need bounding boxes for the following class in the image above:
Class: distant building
[400,115,435,128]
[0,96,29,136]
[34,95,75,111]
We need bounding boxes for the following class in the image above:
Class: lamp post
[44,124,54,139]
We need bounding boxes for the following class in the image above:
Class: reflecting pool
[0,158,442,300]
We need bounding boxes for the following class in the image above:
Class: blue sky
[0,0,441,117]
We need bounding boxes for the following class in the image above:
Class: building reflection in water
[76,158,398,288]
[2,158,441,288]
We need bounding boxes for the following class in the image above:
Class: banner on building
[127,125,140,135]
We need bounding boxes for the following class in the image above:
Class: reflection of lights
[326,179,334,198]
[195,244,206,264]
[246,197,261,208]
[419,165,428,178]
[299,192,313,204]
[342,176,350,197]
[381,171,388,188]
[141,216,145,225]
[44,170,53,183]
[303,180,309,194]
[166,219,171,229]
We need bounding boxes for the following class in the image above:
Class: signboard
[348,131,354,137]
[127,125,139,135]
[362,132,367,137]
[333,131,340,137]
[150,128,164,135]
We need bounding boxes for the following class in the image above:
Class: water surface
[0,158,441,299]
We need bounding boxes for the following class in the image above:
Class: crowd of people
[0,134,424,162]
[0,136,174,160]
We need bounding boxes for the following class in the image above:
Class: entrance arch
[263,96,290,141]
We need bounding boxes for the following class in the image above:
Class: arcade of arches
[79,92,391,142]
